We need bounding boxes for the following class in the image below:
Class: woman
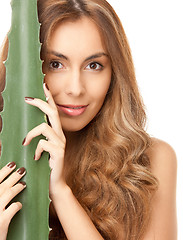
[0,0,177,239]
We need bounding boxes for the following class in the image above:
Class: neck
[64,130,81,148]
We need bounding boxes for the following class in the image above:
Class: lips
[57,104,88,116]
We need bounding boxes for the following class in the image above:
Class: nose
[64,69,85,97]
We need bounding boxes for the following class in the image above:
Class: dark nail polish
[19,181,26,186]
[25,97,34,101]
[22,137,26,145]
[34,154,36,160]
[46,115,51,126]
[7,162,16,168]
[17,167,26,175]
[45,83,49,90]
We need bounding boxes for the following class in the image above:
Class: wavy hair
[0,0,158,239]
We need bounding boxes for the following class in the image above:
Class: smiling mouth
[62,105,85,109]
[57,104,88,116]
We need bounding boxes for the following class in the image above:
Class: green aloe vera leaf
[0,0,50,239]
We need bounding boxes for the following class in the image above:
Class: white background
[0,0,182,238]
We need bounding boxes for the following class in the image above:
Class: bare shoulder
[146,137,177,178]
[143,138,177,239]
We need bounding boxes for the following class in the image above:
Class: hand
[23,83,66,198]
[0,162,26,240]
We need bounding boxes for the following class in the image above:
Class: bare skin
[0,17,177,240]
[143,138,177,240]
[0,163,26,240]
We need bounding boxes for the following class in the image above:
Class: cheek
[44,73,62,95]
[87,72,111,103]
[91,86,108,102]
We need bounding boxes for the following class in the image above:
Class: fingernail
[46,115,51,126]
[45,83,49,90]
[25,97,34,101]
[17,167,26,175]
[22,137,26,145]
[7,162,16,168]
[19,181,26,187]
[34,153,43,161]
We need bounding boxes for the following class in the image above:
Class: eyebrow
[47,50,109,62]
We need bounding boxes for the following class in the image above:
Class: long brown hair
[0,0,158,239]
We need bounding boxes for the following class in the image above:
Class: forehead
[47,17,107,56]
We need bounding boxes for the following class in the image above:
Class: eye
[85,62,103,71]
[49,60,63,70]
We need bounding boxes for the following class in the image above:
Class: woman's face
[43,17,112,132]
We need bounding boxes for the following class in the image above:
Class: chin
[62,123,87,133]
[61,117,94,133]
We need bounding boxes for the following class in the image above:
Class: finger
[0,202,22,235]
[0,162,16,183]
[43,83,56,108]
[0,182,26,211]
[24,97,56,120]
[4,202,22,223]
[0,168,26,194]
[34,139,53,161]
[23,123,64,146]
[24,94,63,137]
[34,139,64,162]
[43,83,63,135]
